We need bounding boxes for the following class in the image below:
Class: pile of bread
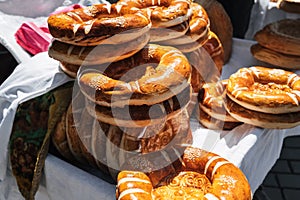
[45,0,255,199]
[196,65,300,130]
[47,0,233,179]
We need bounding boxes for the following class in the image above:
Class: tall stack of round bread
[251,18,300,69]
[47,0,228,180]
[47,2,152,77]
[46,1,254,199]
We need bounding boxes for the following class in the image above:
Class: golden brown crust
[254,19,300,56]
[152,171,212,199]
[251,43,300,69]
[59,62,80,78]
[185,35,222,87]
[202,31,224,73]
[225,95,300,129]
[79,44,191,106]
[190,66,205,94]
[195,0,233,62]
[183,147,251,200]
[168,30,210,53]
[117,171,153,200]
[117,0,192,27]
[188,3,210,41]
[157,2,210,46]
[48,33,150,66]
[227,66,300,114]
[196,80,242,130]
[198,80,230,118]
[197,80,242,130]
[118,146,251,200]
[47,3,151,46]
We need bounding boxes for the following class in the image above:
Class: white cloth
[0,53,72,181]
[0,11,39,63]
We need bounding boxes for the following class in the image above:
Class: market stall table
[1,0,300,198]
[1,37,300,199]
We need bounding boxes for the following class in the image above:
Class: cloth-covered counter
[0,0,300,198]
[1,38,300,199]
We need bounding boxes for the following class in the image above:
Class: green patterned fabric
[9,81,74,200]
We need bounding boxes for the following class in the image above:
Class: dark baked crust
[251,43,300,69]
[197,105,242,130]
[254,19,300,56]
[278,0,300,14]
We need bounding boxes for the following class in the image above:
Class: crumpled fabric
[14,22,52,55]
[14,4,82,55]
